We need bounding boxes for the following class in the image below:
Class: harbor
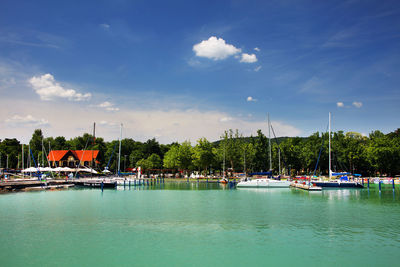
[0,182,399,267]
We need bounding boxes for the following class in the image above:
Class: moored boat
[237,178,290,188]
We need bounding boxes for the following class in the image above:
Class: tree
[0,138,21,169]
[163,144,179,169]
[253,130,269,172]
[29,129,43,163]
[193,138,214,174]
[147,154,162,169]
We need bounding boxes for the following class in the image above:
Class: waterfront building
[47,150,99,168]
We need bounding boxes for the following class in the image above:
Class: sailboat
[110,124,140,186]
[237,114,291,188]
[312,113,363,188]
[219,141,228,184]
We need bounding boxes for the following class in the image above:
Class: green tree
[193,138,214,174]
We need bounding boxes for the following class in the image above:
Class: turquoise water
[1,183,399,266]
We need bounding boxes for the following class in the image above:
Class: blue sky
[0,0,399,143]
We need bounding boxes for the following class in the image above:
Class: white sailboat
[111,124,139,186]
[312,113,363,188]
[237,113,291,188]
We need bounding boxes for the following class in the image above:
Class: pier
[290,182,322,191]
[0,179,73,192]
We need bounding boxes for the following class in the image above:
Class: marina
[0,182,399,266]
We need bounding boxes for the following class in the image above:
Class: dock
[290,182,322,191]
[0,179,74,192]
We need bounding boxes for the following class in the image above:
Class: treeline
[1,128,400,176]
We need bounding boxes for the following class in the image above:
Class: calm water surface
[1,183,399,266]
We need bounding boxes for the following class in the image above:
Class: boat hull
[313,181,363,188]
[237,179,291,188]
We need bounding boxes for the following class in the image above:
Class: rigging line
[29,147,41,179]
[41,139,55,179]
[74,135,91,178]
[270,124,288,173]
[106,141,119,170]
[313,122,329,176]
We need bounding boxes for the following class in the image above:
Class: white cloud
[254,47,260,52]
[96,101,120,112]
[352,101,362,108]
[29,73,91,101]
[5,114,49,127]
[240,53,258,63]
[247,96,257,102]
[254,66,262,72]
[337,102,344,108]
[100,23,110,30]
[193,36,241,60]
[220,117,233,122]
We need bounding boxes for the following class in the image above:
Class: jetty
[290,182,322,191]
[0,179,74,192]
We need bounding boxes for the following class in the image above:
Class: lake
[1,183,399,266]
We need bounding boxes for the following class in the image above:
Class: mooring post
[129,180,131,187]
[147,179,149,186]
[101,181,104,192]
[379,181,382,192]
[206,177,208,183]
[124,180,126,188]
[393,179,395,191]
[362,178,364,186]
[367,178,370,189]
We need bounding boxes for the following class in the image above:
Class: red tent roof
[48,150,99,161]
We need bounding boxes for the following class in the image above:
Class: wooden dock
[290,182,322,191]
[0,179,74,192]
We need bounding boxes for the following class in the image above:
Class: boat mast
[223,142,226,179]
[243,146,246,177]
[28,143,31,177]
[41,138,44,167]
[278,148,281,175]
[329,112,331,179]
[268,113,272,171]
[117,123,122,176]
[22,144,24,177]
[92,122,95,177]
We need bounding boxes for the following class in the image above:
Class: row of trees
[1,128,399,176]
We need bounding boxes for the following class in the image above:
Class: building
[47,150,99,168]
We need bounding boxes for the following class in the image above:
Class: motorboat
[237,178,291,188]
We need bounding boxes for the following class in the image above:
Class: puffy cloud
[240,53,258,63]
[96,101,120,112]
[5,114,49,127]
[352,101,362,108]
[254,47,260,52]
[254,66,262,72]
[337,102,344,108]
[100,23,110,30]
[193,36,241,60]
[247,96,257,102]
[29,73,91,101]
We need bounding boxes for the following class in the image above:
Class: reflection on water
[1,181,400,267]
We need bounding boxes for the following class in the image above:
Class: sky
[0,0,399,144]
